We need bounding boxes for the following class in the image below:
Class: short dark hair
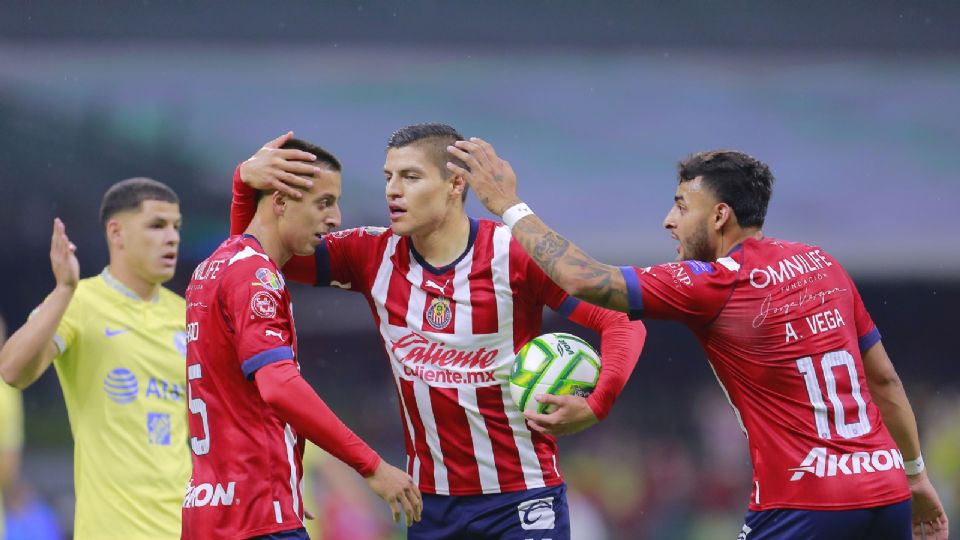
[99,177,179,227]
[387,123,469,201]
[282,138,341,172]
[677,150,774,228]
[257,138,341,201]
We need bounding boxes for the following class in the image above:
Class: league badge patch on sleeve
[685,260,715,275]
[254,267,285,291]
[250,291,278,318]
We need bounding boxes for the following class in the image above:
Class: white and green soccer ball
[509,332,601,414]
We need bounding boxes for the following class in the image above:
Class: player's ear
[106,218,124,249]
[714,203,733,231]
[449,173,466,201]
[271,191,288,217]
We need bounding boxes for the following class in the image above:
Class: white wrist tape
[904,455,925,476]
[502,203,534,230]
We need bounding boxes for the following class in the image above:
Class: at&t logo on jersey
[104,367,183,404]
[104,368,139,404]
[789,447,904,481]
[183,480,237,508]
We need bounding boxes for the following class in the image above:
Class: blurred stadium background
[1,2,958,539]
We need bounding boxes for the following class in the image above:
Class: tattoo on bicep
[513,218,628,310]
[568,253,628,309]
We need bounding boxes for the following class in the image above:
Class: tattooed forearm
[512,216,630,313]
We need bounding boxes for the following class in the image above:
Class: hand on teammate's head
[241,131,322,199]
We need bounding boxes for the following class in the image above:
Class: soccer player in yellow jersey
[0,315,25,540]
[0,178,190,540]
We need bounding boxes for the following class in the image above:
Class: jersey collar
[99,267,160,303]
[408,217,479,276]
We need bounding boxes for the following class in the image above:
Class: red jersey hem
[747,491,911,512]
[417,475,564,496]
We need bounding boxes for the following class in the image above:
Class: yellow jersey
[52,269,189,540]
[0,382,24,540]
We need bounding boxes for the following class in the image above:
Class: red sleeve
[563,300,645,420]
[622,259,738,326]
[229,164,319,285]
[219,260,297,378]
[255,360,381,477]
[230,164,257,236]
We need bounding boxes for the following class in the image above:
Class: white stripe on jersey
[490,225,514,336]
[499,382,546,489]
[491,226,546,489]
[404,259,427,332]
[458,387,501,493]
[452,248,474,335]
[283,424,301,519]
[412,381,449,494]
[717,256,740,271]
[372,237,423,486]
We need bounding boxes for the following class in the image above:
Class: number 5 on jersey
[187,364,210,455]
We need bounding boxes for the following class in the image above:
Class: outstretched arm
[447,138,630,313]
[0,219,77,388]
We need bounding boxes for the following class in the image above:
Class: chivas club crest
[425,296,453,330]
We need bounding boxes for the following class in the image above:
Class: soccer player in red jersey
[183,139,420,540]
[231,126,646,540]
[450,139,950,540]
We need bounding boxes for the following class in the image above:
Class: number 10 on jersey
[796,349,871,440]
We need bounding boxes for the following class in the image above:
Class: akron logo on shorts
[517,497,556,531]
[425,296,452,330]
[104,368,139,404]
[250,291,278,318]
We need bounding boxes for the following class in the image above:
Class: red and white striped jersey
[316,219,570,495]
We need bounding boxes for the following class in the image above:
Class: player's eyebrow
[674,195,685,204]
[399,166,426,176]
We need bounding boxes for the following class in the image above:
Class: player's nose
[327,205,342,229]
[662,214,674,230]
[385,175,402,197]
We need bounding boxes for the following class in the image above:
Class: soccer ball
[509,332,601,414]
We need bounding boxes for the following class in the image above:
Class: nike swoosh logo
[105,327,130,337]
